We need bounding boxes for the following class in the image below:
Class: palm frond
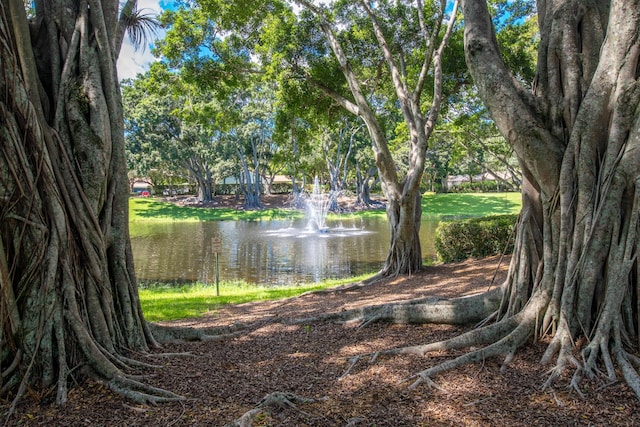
[122,7,162,51]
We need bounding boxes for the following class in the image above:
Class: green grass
[421,192,521,218]
[130,192,521,223]
[129,197,301,222]
[139,275,373,322]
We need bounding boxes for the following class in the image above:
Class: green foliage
[448,180,511,193]
[434,214,518,263]
[492,0,538,85]
[139,274,374,321]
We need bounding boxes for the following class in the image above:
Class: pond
[130,217,439,286]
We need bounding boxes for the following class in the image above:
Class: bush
[434,214,518,263]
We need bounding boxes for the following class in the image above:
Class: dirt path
[3,255,638,426]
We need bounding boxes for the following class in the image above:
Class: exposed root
[406,374,446,392]
[147,322,250,344]
[339,290,545,395]
[224,392,321,427]
[341,314,521,382]
[289,287,503,327]
[541,330,580,392]
[107,375,186,405]
[615,349,640,399]
[144,352,196,359]
[406,316,534,390]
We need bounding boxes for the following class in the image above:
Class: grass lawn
[140,275,372,321]
[130,192,521,223]
[421,192,521,218]
[129,197,301,222]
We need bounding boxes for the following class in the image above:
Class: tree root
[107,375,186,405]
[147,322,250,344]
[339,292,544,395]
[405,315,534,390]
[340,314,521,380]
[288,287,503,328]
[224,392,321,427]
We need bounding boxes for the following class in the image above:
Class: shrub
[434,214,518,263]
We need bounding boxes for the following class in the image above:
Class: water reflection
[131,217,438,286]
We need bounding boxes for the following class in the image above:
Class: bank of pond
[131,192,521,322]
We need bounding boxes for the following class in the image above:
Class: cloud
[116,0,173,81]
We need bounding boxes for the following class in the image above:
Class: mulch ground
[3,195,639,425]
[2,255,639,426]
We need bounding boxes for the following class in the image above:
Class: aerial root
[615,349,640,399]
[549,339,640,401]
[224,391,322,427]
[107,375,186,405]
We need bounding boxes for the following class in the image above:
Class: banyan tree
[0,0,179,408]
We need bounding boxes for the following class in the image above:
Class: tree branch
[461,0,563,196]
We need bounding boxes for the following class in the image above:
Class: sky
[117,0,175,81]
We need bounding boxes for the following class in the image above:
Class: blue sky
[117,0,176,80]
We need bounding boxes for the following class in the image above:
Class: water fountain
[305,177,336,233]
[261,176,367,239]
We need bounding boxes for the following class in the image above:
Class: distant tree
[123,68,233,202]
[259,0,462,276]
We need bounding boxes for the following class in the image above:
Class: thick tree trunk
[378,188,424,277]
[237,147,262,210]
[0,0,174,407]
[195,174,214,203]
[389,0,640,398]
[183,158,214,202]
[355,165,379,207]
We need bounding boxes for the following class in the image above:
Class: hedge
[434,214,518,263]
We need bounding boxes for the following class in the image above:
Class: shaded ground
[2,255,638,426]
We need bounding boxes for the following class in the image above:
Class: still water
[131,217,439,286]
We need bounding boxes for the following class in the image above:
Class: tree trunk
[183,158,214,203]
[0,0,176,407]
[355,165,378,207]
[378,188,424,277]
[296,0,459,277]
[405,0,640,398]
